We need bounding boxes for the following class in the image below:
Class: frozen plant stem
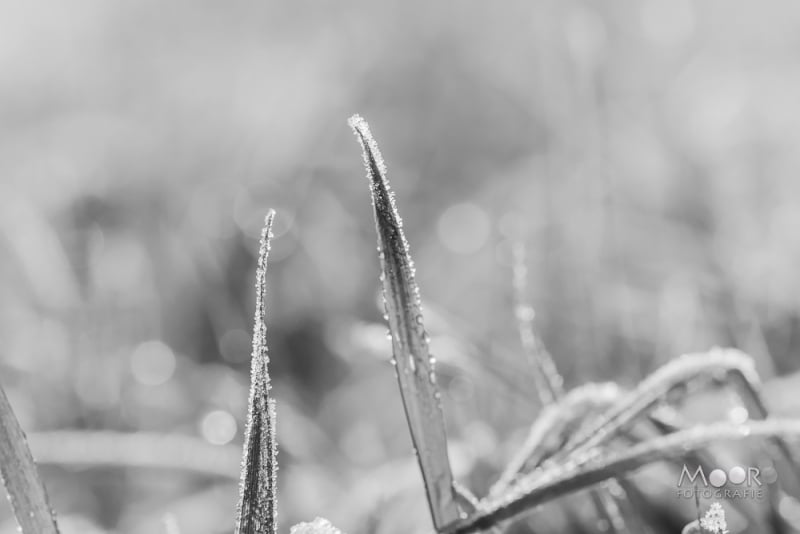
[235,211,278,534]
[348,114,460,530]
[0,381,60,534]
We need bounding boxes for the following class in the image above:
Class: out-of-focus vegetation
[2,1,800,533]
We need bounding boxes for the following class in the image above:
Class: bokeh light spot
[728,405,749,424]
[709,468,727,488]
[437,203,491,254]
[728,465,746,485]
[130,340,176,386]
[200,409,238,445]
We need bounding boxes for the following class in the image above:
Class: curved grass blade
[555,349,757,462]
[235,211,278,534]
[348,114,459,530]
[447,419,800,534]
[491,382,621,495]
[0,382,60,534]
[512,247,630,532]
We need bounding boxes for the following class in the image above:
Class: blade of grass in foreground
[235,211,278,534]
[349,114,460,530]
[0,382,60,534]
[447,419,800,534]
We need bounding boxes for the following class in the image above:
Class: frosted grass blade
[491,382,621,495]
[349,114,459,530]
[556,349,757,461]
[235,211,278,534]
[0,382,60,534]
[511,242,563,406]
[448,419,800,534]
[513,247,630,531]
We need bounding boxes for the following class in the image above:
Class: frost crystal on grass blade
[289,518,345,534]
[699,502,729,534]
[0,383,60,534]
[235,211,278,534]
[348,114,460,530]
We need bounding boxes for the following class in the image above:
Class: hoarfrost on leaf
[699,502,729,534]
[289,518,345,534]
[235,211,278,534]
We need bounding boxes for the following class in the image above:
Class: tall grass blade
[0,382,60,534]
[448,419,800,534]
[235,211,278,534]
[511,241,563,406]
[349,114,459,530]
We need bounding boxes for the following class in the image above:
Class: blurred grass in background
[2,0,800,532]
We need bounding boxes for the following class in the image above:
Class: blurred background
[2,0,800,532]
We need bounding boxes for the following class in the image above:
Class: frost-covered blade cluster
[555,349,757,462]
[235,211,278,534]
[348,114,460,530]
[699,502,730,534]
[447,419,800,534]
[0,382,60,534]
[490,382,621,495]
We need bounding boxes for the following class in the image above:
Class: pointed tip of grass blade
[349,115,460,530]
[348,114,390,211]
[0,384,60,534]
[236,212,278,534]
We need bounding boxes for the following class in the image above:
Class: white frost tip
[347,114,388,178]
[289,518,345,534]
[699,502,729,534]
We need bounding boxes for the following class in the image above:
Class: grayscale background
[1,1,800,533]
